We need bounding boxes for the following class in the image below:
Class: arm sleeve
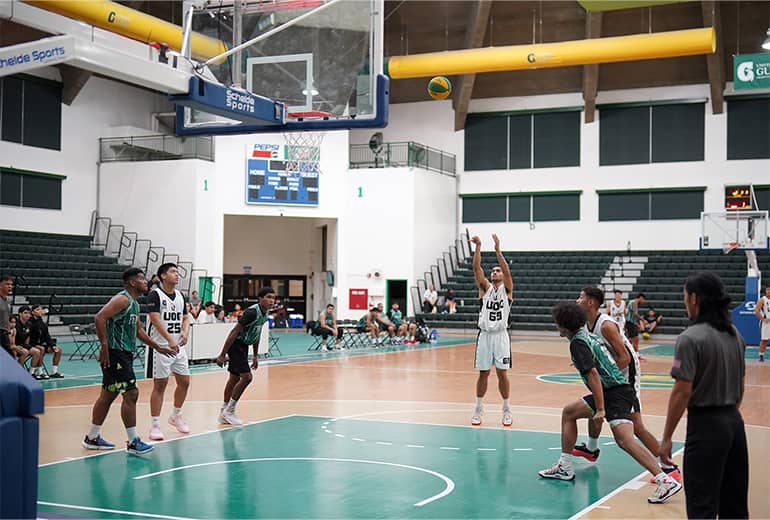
[569,339,596,375]
[146,291,161,313]
[238,308,257,327]
[671,334,697,381]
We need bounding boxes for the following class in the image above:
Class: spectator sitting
[229,303,244,321]
[149,274,161,291]
[387,302,416,343]
[214,306,226,323]
[15,306,46,379]
[185,302,198,321]
[29,305,64,378]
[356,307,382,347]
[444,287,457,314]
[272,299,288,328]
[422,285,438,314]
[8,314,41,368]
[196,301,217,324]
[317,303,344,351]
[189,290,201,308]
[641,307,663,338]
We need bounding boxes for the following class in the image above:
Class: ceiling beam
[701,1,724,114]
[582,12,602,123]
[452,0,492,131]
[58,65,92,106]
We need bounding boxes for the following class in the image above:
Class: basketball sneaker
[217,406,228,425]
[126,437,154,455]
[82,435,115,450]
[222,409,243,426]
[648,464,682,483]
[538,462,575,481]
[760,354,765,362]
[648,476,682,504]
[471,407,483,426]
[149,425,164,441]
[168,414,190,434]
[572,443,600,462]
[502,409,513,427]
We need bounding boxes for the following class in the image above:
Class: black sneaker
[572,443,600,462]
[49,372,64,379]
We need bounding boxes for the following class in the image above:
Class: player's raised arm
[471,235,489,295]
[492,234,513,297]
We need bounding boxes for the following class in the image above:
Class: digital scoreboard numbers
[725,185,753,210]
[246,144,319,206]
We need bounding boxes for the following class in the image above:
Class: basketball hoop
[283,111,328,175]
[723,241,739,255]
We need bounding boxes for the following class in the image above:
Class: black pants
[318,328,344,340]
[684,405,748,519]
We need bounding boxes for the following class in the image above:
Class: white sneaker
[538,462,575,481]
[217,406,228,425]
[648,476,683,504]
[149,425,164,441]
[502,409,513,427]
[322,345,329,352]
[168,414,190,434]
[471,407,483,426]
[222,409,243,426]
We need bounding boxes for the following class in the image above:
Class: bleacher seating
[418,249,770,335]
[0,230,127,325]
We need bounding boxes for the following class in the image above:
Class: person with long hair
[660,272,748,518]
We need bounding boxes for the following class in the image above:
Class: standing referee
[660,272,748,518]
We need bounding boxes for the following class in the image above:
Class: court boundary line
[132,457,455,507]
[38,414,299,467]
[567,446,686,520]
[37,501,194,520]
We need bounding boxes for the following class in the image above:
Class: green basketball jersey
[237,303,269,344]
[572,327,628,388]
[390,309,403,325]
[625,299,639,324]
[324,312,334,327]
[106,289,139,352]
[356,314,369,328]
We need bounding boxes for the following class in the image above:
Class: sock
[587,437,599,451]
[502,398,511,411]
[654,472,668,483]
[475,397,483,409]
[52,365,59,374]
[559,453,573,471]
[151,416,160,426]
[88,424,101,440]
[173,407,182,416]
[227,398,238,412]
[126,427,138,442]
[34,367,41,375]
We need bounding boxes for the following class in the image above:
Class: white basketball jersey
[148,287,185,345]
[760,296,770,318]
[609,300,626,325]
[478,284,511,332]
[592,313,635,378]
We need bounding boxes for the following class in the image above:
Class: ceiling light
[302,86,319,96]
[762,29,770,51]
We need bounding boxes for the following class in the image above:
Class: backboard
[700,210,770,253]
[173,0,387,135]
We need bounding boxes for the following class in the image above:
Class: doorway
[386,279,408,317]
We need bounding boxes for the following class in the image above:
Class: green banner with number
[734,53,770,90]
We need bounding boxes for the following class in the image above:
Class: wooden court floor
[40,333,770,519]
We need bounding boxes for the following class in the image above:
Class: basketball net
[283,130,325,175]
[722,241,739,255]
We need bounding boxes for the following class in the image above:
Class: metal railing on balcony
[350,141,456,176]
[100,135,215,162]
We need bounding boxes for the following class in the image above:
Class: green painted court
[38,416,682,519]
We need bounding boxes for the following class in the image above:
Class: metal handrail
[349,141,456,176]
[99,135,215,162]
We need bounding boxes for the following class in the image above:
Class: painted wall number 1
[357,187,363,198]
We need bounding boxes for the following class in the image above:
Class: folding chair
[268,334,282,356]
[133,343,146,368]
[306,321,325,351]
[68,324,99,361]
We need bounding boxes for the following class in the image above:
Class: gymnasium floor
[38,332,770,519]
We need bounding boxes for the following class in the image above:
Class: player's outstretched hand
[470,236,481,247]
[492,234,500,250]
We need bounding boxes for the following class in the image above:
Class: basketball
[427,76,452,100]
[642,332,651,340]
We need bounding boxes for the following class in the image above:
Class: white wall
[0,74,171,235]
[354,84,770,252]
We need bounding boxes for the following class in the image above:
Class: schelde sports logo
[226,89,255,114]
[737,61,755,82]
[0,45,67,70]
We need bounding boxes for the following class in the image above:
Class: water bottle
[429,329,438,343]
[460,299,465,307]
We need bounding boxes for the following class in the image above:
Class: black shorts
[228,338,250,375]
[356,325,368,333]
[625,322,639,339]
[582,384,634,423]
[101,349,137,394]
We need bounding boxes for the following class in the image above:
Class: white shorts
[629,348,642,413]
[762,321,770,341]
[147,345,190,379]
[474,330,511,370]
